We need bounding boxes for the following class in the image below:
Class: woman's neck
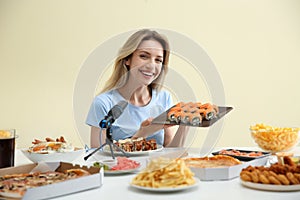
[118,84,152,106]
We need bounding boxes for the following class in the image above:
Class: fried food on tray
[113,137,157,152]
[218,149,264,157]
[131,157,195,188]
[184,155,241,168]
[240,156,300,185]
[167,101,219,125]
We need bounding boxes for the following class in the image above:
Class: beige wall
[1,0,300,150]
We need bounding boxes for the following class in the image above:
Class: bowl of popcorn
[250,123,300,153]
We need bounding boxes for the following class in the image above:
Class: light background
[1,0,299,149]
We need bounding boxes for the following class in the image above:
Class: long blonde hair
[101,29,170,93]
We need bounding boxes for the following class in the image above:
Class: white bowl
[21,148,85,163]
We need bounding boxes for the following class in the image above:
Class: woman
[86,29,189,148]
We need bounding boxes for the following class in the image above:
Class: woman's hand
[133,117,173,139]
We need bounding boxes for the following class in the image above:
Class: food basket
[250,124,300,153]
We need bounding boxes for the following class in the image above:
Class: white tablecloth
[14,147,300,200]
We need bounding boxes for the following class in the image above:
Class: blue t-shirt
[85,89,172,145]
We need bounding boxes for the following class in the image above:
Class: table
[14,147,300,200]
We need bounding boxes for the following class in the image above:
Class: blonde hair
[101,29,170,93]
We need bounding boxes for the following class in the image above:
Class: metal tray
[152,106,233,127]
[212,149,271,161]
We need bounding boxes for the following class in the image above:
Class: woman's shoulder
[93,90,123,106]
[153,89,171,104]
[151,89,172,108]
[153,89,171,98]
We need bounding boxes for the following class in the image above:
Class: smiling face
[125,39,164,87]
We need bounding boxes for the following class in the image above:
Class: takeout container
[189,156,268,181]
[212,149,271,161]
[21,148,85,163]
[0,162,103,200]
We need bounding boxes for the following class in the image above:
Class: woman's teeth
[141,71,154,77]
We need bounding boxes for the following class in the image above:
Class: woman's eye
[140,54,148,59]
[156,59,163,63]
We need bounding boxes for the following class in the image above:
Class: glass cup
[0,129,16,168]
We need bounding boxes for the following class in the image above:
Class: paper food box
[189,156,268,181]
[0,162,103,200]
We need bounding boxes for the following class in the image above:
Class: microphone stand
[84,120,129,161]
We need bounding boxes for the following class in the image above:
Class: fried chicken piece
[56,136,66,143]
[32,139,43,144]
[45,137,55,142]
[283,156,296,167]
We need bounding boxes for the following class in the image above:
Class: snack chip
[250,123,300,152]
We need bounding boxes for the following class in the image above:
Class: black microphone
[99,100,128,128]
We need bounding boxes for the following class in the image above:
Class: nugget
[259,174,270,184]
[268,176,282,185]
[294,173,300,181]
[286,172,300,184]
[250,170,259,183]
[241,174,252,182]
[277,174,290,185]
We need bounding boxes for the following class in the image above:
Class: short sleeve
[85,97,109,127]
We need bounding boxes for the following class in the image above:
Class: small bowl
[101,159,118,169]
[276,152,300,165]
[250,124,300,153]
[21,148,84,163]
[275,152,294,164]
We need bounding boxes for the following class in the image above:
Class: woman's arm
[90,126,106,148]
[164,125,189,147]
[132,118,189,147]
[132,118,165,139]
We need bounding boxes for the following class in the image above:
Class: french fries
[250,123,300,152]
[131,157,195,188]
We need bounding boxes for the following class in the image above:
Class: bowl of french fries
[250,123,300,153]
[131,157,197,190]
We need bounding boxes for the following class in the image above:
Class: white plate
[21,148,84,163]
[240,179,300,191]
[130,177,200,192]
[0,191,22,199]
[104,166,141,175]
[103,145,164,156]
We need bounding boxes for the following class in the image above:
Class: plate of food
[240,156,300,191]
[131,157,198,192]
[152,101,233,127]
[21,136,84,163]
[212,149,271,161]
[93,157,141,175]
[130,177,200,192]
[240,179,300,191]
[102,137,163,156]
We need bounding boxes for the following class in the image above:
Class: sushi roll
[189,112,202,126]
[180,112,191,124]
[173,111,184,123]
[211,104,219,115]
[167,107,182,122]
[200,107,217,120]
